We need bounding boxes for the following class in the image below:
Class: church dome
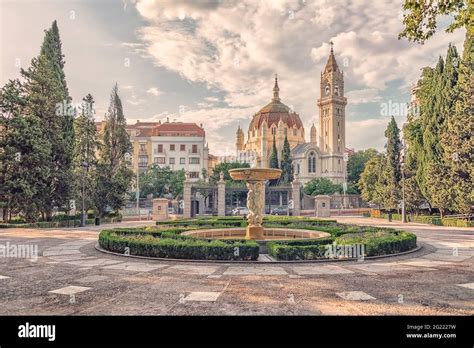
[249,75,304,131]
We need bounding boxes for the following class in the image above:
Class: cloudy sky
[0,0,465,155]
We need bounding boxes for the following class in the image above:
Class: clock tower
[317,42,347,183]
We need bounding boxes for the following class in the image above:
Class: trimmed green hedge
[0,216,122,229]
[371,212,473,227]
[101,217,418,261]
[267,230,417,260]
[99,228,259,261]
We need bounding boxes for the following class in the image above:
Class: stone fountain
[181,167,330,252]
[228,168,282,240]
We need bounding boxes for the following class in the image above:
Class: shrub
[99,228,258,261]
[267,229,417,260]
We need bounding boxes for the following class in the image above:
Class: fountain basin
[182,228,331,253]
[229,168,282,181]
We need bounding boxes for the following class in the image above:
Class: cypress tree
[269,135,279,169]
[21,20,74,219]
[74,94,99,212]
[382,116,402,210]
[280,135,293,183]
[94,84,133,216]
[440,32,473,214]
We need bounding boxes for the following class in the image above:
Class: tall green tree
[382,116,402,210]
[269,135,279,169]
[440,30,473,213]
[73,94,99,212]
[347,148,378,192]
[21,20,74,220]
[0,79,51,222]
[280,135,293,183]
[359,153,385,207]
[93,84,133,216]
[405,45,461,215]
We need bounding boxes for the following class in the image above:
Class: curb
[94,243,423,264]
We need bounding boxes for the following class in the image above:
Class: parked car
[270,206,288,215]
[232,207,249,216]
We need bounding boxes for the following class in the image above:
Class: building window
[180,157,185,164]
[284,128,287,135]
[170,144,175,151]
[157,144,163,153]
[334,84,339,96]
[189,171,199,179]
[154,157,165,164]
[139,144,146,152]
[192,144,198,153]
[293,129,297,136]
[271,127,276,135]
[139,156,148,167]
[308,151,316,173]
[189,157,200,164]
[296,163,300,175]
[169,157,175,164]
[180,144,185,151]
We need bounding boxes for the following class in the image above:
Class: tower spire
[324,41,339,73]
[272,74,280,102]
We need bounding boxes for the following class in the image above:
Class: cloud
[130,0,465,151]
[146,87,162,96]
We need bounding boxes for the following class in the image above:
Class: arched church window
[308,151,316,173]
[325,85,330,96]
[271,127,276,135]
[334,84,339,96]
[293,128,297,136]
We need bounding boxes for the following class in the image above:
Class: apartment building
[128,120,209,180]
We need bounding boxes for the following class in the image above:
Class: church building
[236,43,347,185]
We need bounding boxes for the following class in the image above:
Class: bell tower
[236,125,244,151]
[317,42,347,182]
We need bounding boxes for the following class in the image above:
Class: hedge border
[98,228,259,261]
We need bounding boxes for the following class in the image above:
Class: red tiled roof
[154,122,205,137]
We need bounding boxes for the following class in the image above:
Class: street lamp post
[401,144,407,223]
[80,161,89,227]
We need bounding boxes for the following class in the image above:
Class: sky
[0,0,466,155]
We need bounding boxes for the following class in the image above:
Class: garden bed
[99,217,418,261]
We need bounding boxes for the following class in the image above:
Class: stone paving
[0,218,472,315]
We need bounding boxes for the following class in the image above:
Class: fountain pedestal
[229,168,282,240]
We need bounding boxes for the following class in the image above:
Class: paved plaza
[0,218,473,315]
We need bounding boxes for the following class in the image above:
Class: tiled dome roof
[249,75,303,130]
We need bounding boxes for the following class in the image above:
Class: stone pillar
[217,177,226,217]
[291,178,301,216]
[152,198,169,221]
[314,195,331,218]
[183,180,192,218]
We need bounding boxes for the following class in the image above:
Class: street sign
[288,199,294,209]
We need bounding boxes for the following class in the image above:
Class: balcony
[138,149,148,155]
